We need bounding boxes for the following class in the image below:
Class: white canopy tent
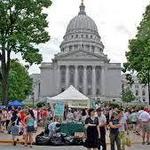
[47,85,90,108]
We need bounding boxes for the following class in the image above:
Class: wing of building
[40,2,122,101]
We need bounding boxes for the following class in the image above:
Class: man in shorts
[139,108,150,145]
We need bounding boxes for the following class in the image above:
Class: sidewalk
[0,130,142,145]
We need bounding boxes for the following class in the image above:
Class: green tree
[122,87,136,103]
[0,0,52,105]
[125,4,150,104]
[0,60,32,101]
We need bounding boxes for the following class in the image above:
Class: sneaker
[147,142,150,145]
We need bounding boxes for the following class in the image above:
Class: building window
[71,35,74,38]
[86,34,88,38]
[74,45,78,50]
[81,34,84,38]
[61,88,65,92]
[96,66,101,86]
[79,88,83,93]
[92,46,95,52]
[69,66,75,85]
[78,66,83,85]
[62,48,64,52]
[60,66,66,84]
[82,44,84,48]
[135,90,139,96]
[69,46,72,51]
[142,90,145,96]
[143,97,146,102]
[90,35,93,38]
[86,45,90,50]
[87,88,92,95]
[135,85,139,88]
[76,34,78,38]
[96,89,100,96]
[87,66,92,85]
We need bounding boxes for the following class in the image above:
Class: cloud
[10,0,150,74]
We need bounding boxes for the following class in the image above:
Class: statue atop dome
[79,0,86,15]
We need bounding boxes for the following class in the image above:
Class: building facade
[40,2,122,101]
[30,74,40,102]
[121,74,149,103]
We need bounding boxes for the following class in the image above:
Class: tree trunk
[1,41,10,105]
[1,78,9,105]
[148,70,150,105]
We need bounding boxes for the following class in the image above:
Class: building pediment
[55,50,109,62]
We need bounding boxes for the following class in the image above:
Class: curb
[0,140,142,145]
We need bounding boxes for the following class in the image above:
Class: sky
[14,0,150,74]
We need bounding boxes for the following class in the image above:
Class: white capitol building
[40,1,122,101]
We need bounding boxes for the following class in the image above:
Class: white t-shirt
[119,115,126,132]
[98,114,106,126]
[138,111,150,122]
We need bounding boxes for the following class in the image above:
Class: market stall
[47,85,90,109]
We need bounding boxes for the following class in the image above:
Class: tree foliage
[122,87,136,103]
[125,4,150,82]
[124,4,150,104]
[0,60,32,101]
[0,0,52,105]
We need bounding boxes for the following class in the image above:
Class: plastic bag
[35,135,51,145]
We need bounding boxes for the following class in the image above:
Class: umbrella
[8,100,24,107]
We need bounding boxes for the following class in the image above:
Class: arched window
[86,34,88,38]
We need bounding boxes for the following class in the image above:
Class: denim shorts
[27,126,35,133]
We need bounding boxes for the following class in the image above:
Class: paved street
[0,144,149,150]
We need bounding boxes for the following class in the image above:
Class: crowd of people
[0,105,149,150]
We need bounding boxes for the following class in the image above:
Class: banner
[68,100,90,108]
[54,101,65,117]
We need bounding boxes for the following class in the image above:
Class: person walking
[10,110,20,146]
[109,112,122,150]
[84,108,100,150]
[97,108,107,150]
[24,109,35,148]
[138,108,150,145]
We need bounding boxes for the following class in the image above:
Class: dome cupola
[60,1,104,54]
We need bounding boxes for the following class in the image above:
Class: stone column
[66,65,69,88]
[101,66,105,96]
[92,66,96,96]
[75,66,78,88]
[83,66,87,95]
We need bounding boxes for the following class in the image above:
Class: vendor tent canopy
[8,100,24,107]
[47,85,90,108]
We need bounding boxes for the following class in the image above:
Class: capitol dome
[66,14,98,34]
[60,2,104,54]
